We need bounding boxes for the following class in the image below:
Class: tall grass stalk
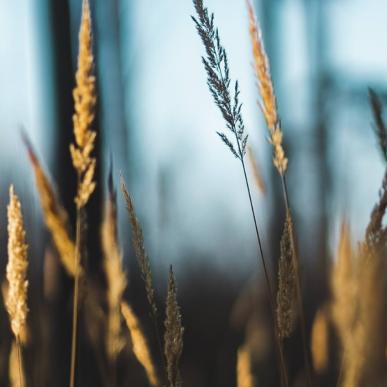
[69,1,97,386]
[245,0,312,383]
[192,1,288,384]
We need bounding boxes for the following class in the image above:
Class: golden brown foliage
[24,137,77,277]
[6,186,29,341]
[121,302,159,386]
[102,179,127,359]
[70,0,96,208]
[311,307,329,374]
[8,341,25,387]
[237,344,255,387]
[246,0,288,175]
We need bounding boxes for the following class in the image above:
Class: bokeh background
[0,0,386,386]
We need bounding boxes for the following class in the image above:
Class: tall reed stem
[69,205,82,387]
[280,174,312,387]
[238,153,289,387]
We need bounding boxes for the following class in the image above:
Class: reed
[101,171,127,381]
[245,1,311,383]
[121,302,159,386]
[23,134,77,277]
[192,1,288,384]
[164,266,184,387]
[6,186,29,387]
[69,1,97,386]
[120,177,165,367]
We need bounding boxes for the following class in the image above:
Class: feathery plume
[246,0,287,175]
[70,0,96,209]
[6,186,29,341]
[121,302,159,386]
[247,145,266,194]
[237,344,255,387]
[164,266,184,387]
[369,88,387,163]
[311,307,329,374]
[102,172,127,359]
[23,135,77,277]
[276,212,297,339]
[192,0,248,160]
[121,178,157,318]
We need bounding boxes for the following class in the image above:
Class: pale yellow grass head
[6,186,29,341]
[70,0,97,208]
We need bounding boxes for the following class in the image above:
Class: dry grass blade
[23,134,77,277]
[121,302,159,386]
[247,145,266,195]
[368,88,387,163]
[9,341,25,387]
[246,0,287,175]
[311,307,329,374]
[237,344,255,387]
[120,177,158,318]
[102,172,127,360]
[164,266,184,387]
[276,212,297,339]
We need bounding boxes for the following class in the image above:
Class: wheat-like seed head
[236,344,255,387]
[6,186,29,340]
[24,137,77,277]
[246,0,288,175]
[70,0,96,208]
[121,302,159,386]
[121,178,158,318]
[102,179,127,359]
[164,266,184,387]
[276,212,297,339]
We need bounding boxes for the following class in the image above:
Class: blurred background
[0,0,386,386]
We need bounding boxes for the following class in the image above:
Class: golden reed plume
[23,135,77,277]
[237,344,255,387]
[121,302,159,386]
[6,186,29,341]
[246,0,287,175]
[70,0,96,209]
[102,176,127,359]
